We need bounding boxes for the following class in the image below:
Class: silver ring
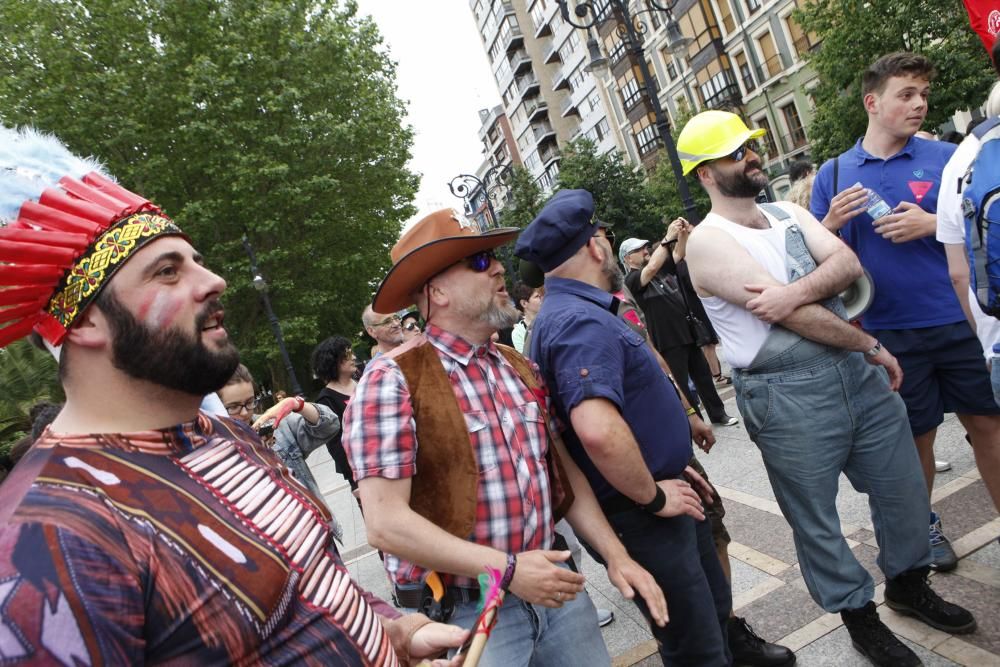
[556,592,563,601]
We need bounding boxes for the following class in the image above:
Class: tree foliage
[0,0,417,392]
[556,139,660,241]
[0,341,63,451]
[796,0,995,161]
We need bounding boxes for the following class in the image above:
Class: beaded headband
[0,127,186,347]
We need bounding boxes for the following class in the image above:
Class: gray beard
[480,297,521,330]
[604,255,625,292]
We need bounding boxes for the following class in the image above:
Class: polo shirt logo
[908,180,933,203]
[913,169,925,178]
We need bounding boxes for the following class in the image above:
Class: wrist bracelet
[640,485,667,514]
[685,406,697,416]
[500,553,517,591]
[292,396,305,412]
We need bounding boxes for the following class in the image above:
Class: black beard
[714,161,769,199]
[98,290,241,396]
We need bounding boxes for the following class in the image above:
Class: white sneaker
[935,460,952,473]
[597,608,615,627]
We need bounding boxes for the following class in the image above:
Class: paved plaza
[311,384,1000,666]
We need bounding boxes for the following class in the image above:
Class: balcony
[499,21,524,54]
[702,82,743,111]
[540,144,561,166]
[515,74,540,100]
[552,64,570,91]
[544,38,562,64]
[510,49,532,75]
[531,121,557,145]
[560,94,579,118]
[524,98,549,122]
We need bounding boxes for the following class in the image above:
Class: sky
[353,0,502,230]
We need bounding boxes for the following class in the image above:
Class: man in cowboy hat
[342,209,667,665]
[0,126,469,665]
[679,110,975,667]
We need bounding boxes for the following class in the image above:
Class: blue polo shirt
[530,277,692,501]
[810,136,965,330]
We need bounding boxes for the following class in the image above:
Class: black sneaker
[928,512,958,572]
[727,616,796,666]
[885,567,977,634]
[841,602,920,667]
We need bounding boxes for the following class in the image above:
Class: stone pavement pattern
[307,387,1000,666]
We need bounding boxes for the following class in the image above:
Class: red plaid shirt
[343,324,555,588]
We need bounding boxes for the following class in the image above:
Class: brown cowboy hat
[372,208,520,313]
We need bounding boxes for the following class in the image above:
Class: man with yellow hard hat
[679,110,975,667]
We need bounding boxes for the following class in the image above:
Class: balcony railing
[561,94,579,117]
[510,48,532,75]
[531,121,557,143]
[702,82,742,110]
[515,74,540,99]
[524,98,549,122]
[539,144,561,165]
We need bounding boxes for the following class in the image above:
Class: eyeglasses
[403,321,420,332]
[465,250,497,272]
[595,228,616,247]
[225,398,257,415]
[727,139,760,163]
[370,314,401,328]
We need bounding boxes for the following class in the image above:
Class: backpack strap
[833,154,839,194]
[973,116,1000,141]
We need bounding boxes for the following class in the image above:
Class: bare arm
[743,204,863,323]
[639,242,670,287]
[944,242,977,332]
[359,476,585,607]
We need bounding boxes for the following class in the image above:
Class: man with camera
[621,221,738,427]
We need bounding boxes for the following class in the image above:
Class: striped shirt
[343,324,555,588]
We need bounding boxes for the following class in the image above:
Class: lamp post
[559,0,700,222]
[241,234,303,396]
[448,163,513,231]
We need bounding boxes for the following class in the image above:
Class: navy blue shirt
[810,136,965,330]
[530,277,692,501]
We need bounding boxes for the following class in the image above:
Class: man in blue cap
[516,189,735,665]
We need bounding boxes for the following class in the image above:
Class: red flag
[963,0,1000,53]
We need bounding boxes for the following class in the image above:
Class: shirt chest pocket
[514,400,547,462]
[463,411,497,472]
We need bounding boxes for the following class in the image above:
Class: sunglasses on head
[595,227,615,247]
[465,250,497,272]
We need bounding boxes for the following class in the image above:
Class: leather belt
[393,584,479,609]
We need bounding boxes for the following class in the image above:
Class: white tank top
[697,204,795,369]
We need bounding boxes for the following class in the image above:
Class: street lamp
[241,234,303,396]
[448,163,513,231]
[559,0,700,222]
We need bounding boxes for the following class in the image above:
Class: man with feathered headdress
[0,127,468,665]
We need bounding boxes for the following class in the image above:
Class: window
[699,68,738,109]
[757,31,782,78]
[781,102,807,148]
[525,151,541,172]
[754,116,778,157]
[595,118,610,141]
[569,68,587,92]
[735,51,755,92]
[635,122,659,155]
[716,0,736,33]
[746,0,761,12]
[665,57,678,81]
[530,0,547,33]
[785,14,820,58]
[589,89,601,110]
[619,76,643,110]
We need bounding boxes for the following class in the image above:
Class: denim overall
[732,208,931,612]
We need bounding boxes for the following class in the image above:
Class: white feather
[0,126,111,226]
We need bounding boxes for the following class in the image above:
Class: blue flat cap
[515,189,601,272]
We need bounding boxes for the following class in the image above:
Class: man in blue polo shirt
[811,52,1000,572]
[515,189,733,666]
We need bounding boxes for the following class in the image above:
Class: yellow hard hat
[676,110,767,175]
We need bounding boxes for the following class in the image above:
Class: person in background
[401,310,423,342]
[219,363,338,500]
[511,281,544,354]
[788,160,815,184]
[312,336,360,494]
[363,304,404,359]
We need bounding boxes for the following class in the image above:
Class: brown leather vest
[391,338,574,539]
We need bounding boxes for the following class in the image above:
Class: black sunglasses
[465,249,497,272]
[727,139,760,162]
[596,228,616,247]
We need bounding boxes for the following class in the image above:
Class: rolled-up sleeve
[547,311,626,413]
[342,360,418,480]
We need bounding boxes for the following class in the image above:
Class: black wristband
[500,553,517,591]
[639,485,666,514]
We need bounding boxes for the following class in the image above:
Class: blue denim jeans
[403,580,609,667]
[733,338,932,612]
[992,356,1000,408]
[590,510,732,666]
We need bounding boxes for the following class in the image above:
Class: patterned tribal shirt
[343,324,555,589]
[0,413,398,665]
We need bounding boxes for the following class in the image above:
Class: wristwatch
[865,341,882,357]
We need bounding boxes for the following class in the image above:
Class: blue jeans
[403,582,609,667]
[733,339,932,612]
[590,509,732,666]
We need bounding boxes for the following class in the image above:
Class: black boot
[841,601,920,667]
[727,616,796,666]
[885,567,977,634]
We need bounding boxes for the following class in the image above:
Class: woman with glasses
[400,311,422,342]
[218,364,339,502]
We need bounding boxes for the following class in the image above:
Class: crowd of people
[0,44,999,667]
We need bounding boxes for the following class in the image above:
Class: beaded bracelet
[500,553,517,591]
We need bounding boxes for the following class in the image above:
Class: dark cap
[514,189,604,272]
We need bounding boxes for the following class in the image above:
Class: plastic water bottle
[853,181,892,219]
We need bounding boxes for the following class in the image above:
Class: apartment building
[470,0,822,199]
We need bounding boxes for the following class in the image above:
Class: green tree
[498,166,546,231]
[0,0,417,392]
[796,0,995,161]
[556,138,660,240]
[0,341,64,454]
